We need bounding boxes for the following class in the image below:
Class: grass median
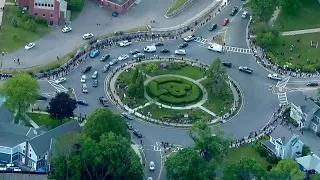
[166,0,188,16]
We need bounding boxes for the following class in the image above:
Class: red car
[222,18,230,26]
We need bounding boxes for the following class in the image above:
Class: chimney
[24,141,29,166]
[310,152,313,156]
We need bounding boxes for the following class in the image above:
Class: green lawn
[136,61,204,80]
[166,0,188,16]
[26,112,70,128]
[125,25,150,33]
[225,145,271,169]
[0,6,52,53]
[268,32,320,72]
[139,104,211,122]
[275,0,320,31]
[201,79,233,116]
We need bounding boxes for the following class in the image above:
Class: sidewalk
[282,28,320,36]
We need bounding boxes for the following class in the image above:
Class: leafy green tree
[0,73,39,123]
[249,0,277,22]
[302,145,311,156]
[278,0,301,15]
[24,19,37,32]
[145,63,159,74]
[269,159,304,180]
[254,22,280,48]
[135,73,144,98]
[310,173,320,180]
[132,68,139,84]
[67,0,84,11]
[48,92,77,124]
[82,108,130,141]
[165,148,216,180]
[127,83,136,98]
[222,157,267,180]
[11,16,17,27]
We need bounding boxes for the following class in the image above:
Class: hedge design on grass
[146,77,202,105]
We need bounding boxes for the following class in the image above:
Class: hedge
[146,77,202,105]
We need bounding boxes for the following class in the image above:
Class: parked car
[82,33,94,40]
[82,66,92,73]
[306,82,319,87]
[100,54,110,61]
[99,97,108,107]
[109,59,118,66]
[178,42,188,49]
[268,74,282,81]
[149,161,155,171]
[38,95,47,101]
[222,61,232,68]
[119,40,132,47]
[126,122,133,130]
[144,45,156,53]
[80,75,87,83]
[90,50,100,58]
[133,129,142,138]
[154,42,164,46]
[102,64,110,73]
[242,11,249,19]
[183,35,196,42]
[160,49,170,53]
[222,18,230,26]
[208,23,217,31]
[25,42,35,50]
[91,71,98,79]
[93,79,98,87]
[55,77,66,84]
[229,6,239,16]
[77,100,88,106]
[174,49,186,55]
[118,54,129,61]
[133,53,145,59]
[130,49,140,55]
[62,26,72,33]
[122,113,134,120]
[239,66,253,74]
[82,84,88,93]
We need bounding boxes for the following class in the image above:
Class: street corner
[212,29,228,46]
[156,142,184,159]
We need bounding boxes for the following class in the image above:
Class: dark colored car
[133,129,142,138]
[82,66,92,73]
[122,113,134,120]
[222,61,232,68]
[93,79,98,87]
[126,123,133,130]
[38,95,47,100]
[306,82,319,87]
[130,49,140,55]
[160,49,170,53]
[77,100,88,106]
[229,6,239,16]
[208,24,217,31]
[239,66,253,74]
[102,64,110,73]
[99,97,108,107]
[154,42,164,46]
[100,54,110,61]
[178,42,188,49]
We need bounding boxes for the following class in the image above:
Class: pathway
[269,7,281,27]
[282,28,320,36]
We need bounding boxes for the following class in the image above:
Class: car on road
[174,49,186,55]
[306,82,319,87]
[122,112,134,120]
[38,95,47,101]
[55,77,66,84]
[80,75,87,83]
[82,84,88,93]
[119,40,132,47]
[208,23,217,31]
[133,53,145,59]
[242,11,249,19]
[25,42,35,50]
[90,50,100,58]
[183,35,196,42]
[239,66,253,74]
[100,54,110,61]
[154,42,164,46]
[109,59,118,66]
[126,122,133,130]
[130,49,140,55]
[222,18,230,26]
[91,71,98,79]
[147,177,153,180]
[99,97,108,107]
[76,100,88,106]
[208,43,222,52]
[93,79,98,87]
[82,66,92,73]
[178,42,188,49]
[268,74,282,81]
[133,129,142,138]
[160,49,170,53]
[229,6,239,16]
[118,54,129,61]
[62,26,72,33]
[144,45,156,53]
[149,161,155,171]
[82,33,94,40]
[102,64,110,73]
[222,61,232,68]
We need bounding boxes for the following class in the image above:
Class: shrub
[266,154,280,164]
[255,143,268,157]
[35,17,48,25]
[267,165,273,171]
[22,14,33,22]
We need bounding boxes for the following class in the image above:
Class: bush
[22,14,33,22]
[267,165,273,171]
[266,154,280,164]
[34,17,48,25]
[255,143,268,157]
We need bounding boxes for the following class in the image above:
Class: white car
[242,11,248,19]
[80,75,87,83]
[62,26,72,33]
[144,45,156,53]
[91,71,98,79]
[118,54,129,61]
[149,161,155,171]
[109,59,118,66]
[55,77,66,84]
[183,35,196,42]
[82,33,94,40]
[25,42,35,50]
[119,40,132,47]
[268,73,282,81]
[174,49,186,55]
[208,43,223,53]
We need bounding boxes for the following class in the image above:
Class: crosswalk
[223,46,253,54]
[41,92,57,97]
[47,80,68,93]
[276,76,290,88]
[277,93,288,105]
[194,37,208,43]
[137,143,184,152]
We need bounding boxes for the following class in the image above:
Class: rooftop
[287,91,319,114]
[296,154,320,173]
[270,125,295,145]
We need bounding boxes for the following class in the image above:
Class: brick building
[19,0,67,25]
[100,0,135,14]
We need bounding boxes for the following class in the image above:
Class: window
[43,14,46,17]
[29,154,31,157]
[45,4,47,7]
[42,3,44,6]
[50,14,53,18]
[35,3,38,6]
[38,156,41,159]
[51,4,54,7]
[23,150,25,153]
[30,149,31,152]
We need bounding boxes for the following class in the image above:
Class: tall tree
[82,108,130,141]
[165,148,216,180]
[222,157,267,180]
[278,0,301,15]
[48,92,77,124]
[269,159,304,180]
[0,73,39,123]
[135,72,144,98]
[254,22,280,48]
[250,0,277,22]
[132,68,139,84]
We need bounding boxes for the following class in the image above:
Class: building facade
[100,0,135,14]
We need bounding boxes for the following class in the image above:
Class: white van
[143,45,156,53]
[208,43,223,53]
[91,71,98,79]
[82,84,88,93]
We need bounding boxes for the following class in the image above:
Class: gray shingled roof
[287,92,319,114]
[28,120,81,156]
[296,154,320,173]
[0,106,13,124]
[314,109,320,119]
[270,125,294,145]
[262,140,275,153]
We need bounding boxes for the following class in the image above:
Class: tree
[250,0,277,22]
[165,148,216,180]
[222,157,267,180]
[254,22,280,48]
[278,0,301,15]
[48,92,77,124]
[11,16,17,27]
[135,73,144,98]
[0,73,39,123]
[302,145,311,156]
[310,174,320,180]
[126,83,136,98]
[24,19,37,32]
[145,63,159,74]
[269,159,304,180]
[67,0,84,11]
[132,68,139,84]
[82,108,130,141]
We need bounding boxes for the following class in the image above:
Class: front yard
[26,112,70,128]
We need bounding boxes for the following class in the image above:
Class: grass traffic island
[166,0,188,16]
[26,112,70,129]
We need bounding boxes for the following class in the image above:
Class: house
[296,153,320,180]
[262,125,304,159]
[0,120,81,171]
[100,0,135,14]
[18,0,67,25]
[287,92,320,134]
